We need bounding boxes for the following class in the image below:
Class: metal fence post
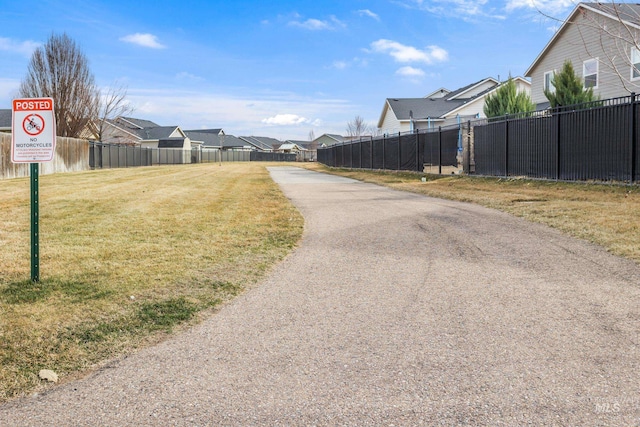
[631,92,637,183]
[415,130,420,172]
[438,126,442,175]
[556,113,561,180]
[504,120,509,178]
[398,132,401,171]
[370,136,373,169]
[382,136,386,170]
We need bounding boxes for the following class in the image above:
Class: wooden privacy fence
[0,133,90,179]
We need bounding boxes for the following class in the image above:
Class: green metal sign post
[30,163,40,282]
[11,98,55,283]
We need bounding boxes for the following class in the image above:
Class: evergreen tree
[544,60,598,108]
[483,77,535,118]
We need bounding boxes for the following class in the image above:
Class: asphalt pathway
[2,166,640,426]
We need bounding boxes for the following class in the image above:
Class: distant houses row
[3,3,640,156]
[0,112,317,160]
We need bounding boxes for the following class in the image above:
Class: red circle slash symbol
[23,114,45,136]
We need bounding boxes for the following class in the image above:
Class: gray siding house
[377,77,530,134]
[526,2,640,108]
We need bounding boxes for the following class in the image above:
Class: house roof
[185,130,247,149]
[378,77,501,127]
[525,2,640,77]
[424,88,450,98]
[278,143,305,151]
[117,117,161,129]
[184,128,224,135]
[0,109,11,129]
[314,134,344,145]
[137,126,181,140]
[239,136,278,151]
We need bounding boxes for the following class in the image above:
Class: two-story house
[526,2,640,109]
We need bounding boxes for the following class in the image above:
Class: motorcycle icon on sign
[23,114,45,136]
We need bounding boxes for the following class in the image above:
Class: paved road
[2,166,640,426]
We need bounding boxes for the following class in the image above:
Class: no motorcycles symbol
[23,114,45,136]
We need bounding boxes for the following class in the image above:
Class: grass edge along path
[0,163,303,403]
[303,163,640,265]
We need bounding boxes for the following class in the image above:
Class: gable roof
[525,2,640,76]
[184,128,224,135]
[139,126,182,140]
[314,134,344,145]
[278,143,305,151]
[102,116,185,142]
[378,77,500,127]
[239,136,279,151]
[185,130,247,149]
[424,88,450,98]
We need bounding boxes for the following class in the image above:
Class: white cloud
[505,0,574,15]
[403,0,506,20]
[176,72,204,81]
[358,9,380,21]
[125,88,355,140]
[262,114,310,126]
[370,39,448,64]
[0,37,40,57]
[331,61,348,70]
[288,15,345,30]
[396,66,425,77]
[120,33,166,49]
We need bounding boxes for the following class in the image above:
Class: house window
[632,48,640,80]
[583,58,598,88]
[544,70,555,93]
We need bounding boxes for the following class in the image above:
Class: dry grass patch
[302,164,640,263]
[0,163,303,402]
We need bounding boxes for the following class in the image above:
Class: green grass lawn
[0,163,304,402]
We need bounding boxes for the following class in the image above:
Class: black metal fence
[318,95,640,183]
[473,95,639,182]
[317,127,461,173]
[89,142,153,169]
[90,142,297,169]
[250,151,297,162]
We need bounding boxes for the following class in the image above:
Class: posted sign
[11,98,56,163]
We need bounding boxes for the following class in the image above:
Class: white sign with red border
[11,98,56,163]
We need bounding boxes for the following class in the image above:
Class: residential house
[377,77,530,134]
[313,134,345,148]
[0,109,10,133]
[276,142,305,153]
[525,2,640,109]
[238,136,278,151]
[184,129,251,150]
[91,116,192,149]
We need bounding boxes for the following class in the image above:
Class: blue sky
[1,0,576,140]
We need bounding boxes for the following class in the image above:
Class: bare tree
[92,82,135,142]
[346,115,371,139]
[539,2,640,93]
[308,129,315,141]
[19,33,99,138]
